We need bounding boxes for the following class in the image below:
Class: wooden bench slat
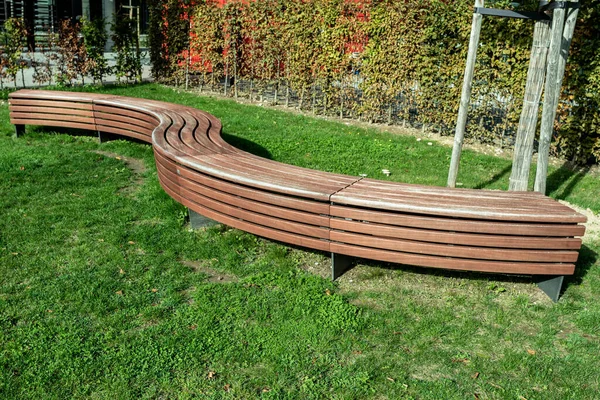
[157,163,329,227]
[10,112,94,125]
[154,150,330,214]
[9,105,95,117]
[10,118,96,132]
[330,242,575,275]
[96,126,152,143]
[94,112,157,131]
[158,170,330,239]
[330,231,578,262]
[159,175,331,252]
[332,191,585,223]
[330,218,582,250]
[9,99,95,110]
[341,180,577,212]
[330,205,585,237]
[176,154,357,201]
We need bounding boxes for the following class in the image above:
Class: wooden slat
[157,162,329,227]
[160,171,329,247]
[158,169,329,239]
[339,181,575,212]
[162,181,330,252]
[154,150,330,214]
[9,99,94,110]
[330,218,582,250]
[96,126,152,143]
[95,119,153,137]
[332,190,585,223]
[94,112,157,131]
[330,230,578,262]
[10,112,94,125]
[330,242,575,275]
[10,118,96,131]
[9,105,94,117]
[93,105,159,125]
[330,205,585,237]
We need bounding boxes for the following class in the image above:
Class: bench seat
[9,89,587,300]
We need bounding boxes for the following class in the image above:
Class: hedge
[150,0,600,164]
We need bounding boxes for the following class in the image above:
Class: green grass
[0,83,599,399]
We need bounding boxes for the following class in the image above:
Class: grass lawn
[1,83,599,399]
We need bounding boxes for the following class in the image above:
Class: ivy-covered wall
[149,0,600,165]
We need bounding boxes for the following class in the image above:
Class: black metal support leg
[537,275,565,302]
[14,124,25,138]
[188,209,218,229]
[331,253,354,281]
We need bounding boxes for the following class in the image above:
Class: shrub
[111,13,142,83]
[81,16,110,84]
[2,18,28,88]
[148,0,600,165]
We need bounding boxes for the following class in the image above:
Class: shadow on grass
[546,161,591,200]
[473,163,512,189]
[34,126,98,138]
[567,244,598,286]
[33,126,156,146]
[339,242,597,298]
[221,132,273,160]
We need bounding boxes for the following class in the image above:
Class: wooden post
[447,0,484,188]
[535,0,579,194]
[508,16,551,191]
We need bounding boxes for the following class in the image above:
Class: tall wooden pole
[535,1,579,194]
[447,0,484,188]
[508,13,551,191]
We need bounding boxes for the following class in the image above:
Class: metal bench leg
[188,208,218,229]
[331,253,354,280]
[14,124,25,137]
[537,275,564,302]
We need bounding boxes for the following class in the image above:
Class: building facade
[1,0,148,50]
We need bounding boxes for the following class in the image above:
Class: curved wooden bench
[9,89,587,301]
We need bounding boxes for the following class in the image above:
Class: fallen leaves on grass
[207,371,215,379]
[527,349,536,355]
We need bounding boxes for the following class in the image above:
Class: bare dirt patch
[180,260,239,283]
[92,150,147,194]
[559,200,600,245]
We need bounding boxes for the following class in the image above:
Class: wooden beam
[534,0,580,194]
[447,0,484,188]
[508,17,551,191]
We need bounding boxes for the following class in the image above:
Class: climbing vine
[146,0,600,164]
